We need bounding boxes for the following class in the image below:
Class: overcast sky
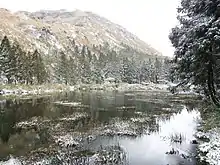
[0,0,180,56]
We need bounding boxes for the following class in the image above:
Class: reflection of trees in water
[0,92,200,163]
[0,98,54,160]
[185,103,197,112]
[0,97,51,143]
[0,100,17,143]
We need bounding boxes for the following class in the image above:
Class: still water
[0,91,202,165]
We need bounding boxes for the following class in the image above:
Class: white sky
[0,0,180,56]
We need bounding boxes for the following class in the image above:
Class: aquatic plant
[169,132,185,144]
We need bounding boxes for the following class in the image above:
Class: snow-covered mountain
[0,8,161,57]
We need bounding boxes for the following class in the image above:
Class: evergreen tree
[169,0,220,106]
[79,46,91,84]
[0,36,12,83]
[56,51,69,85]
[26,51,35,84]
[97,52,107,78]
[143,58,154,82]
[68,56,77,85]
[104,50,118,79]
[10,42,25,83]
[32,50,47,84]
[90,55,104,84]
[120,57,135,84]
[154,58,162,83]
[138,61,149,83]
[162,58,172,82]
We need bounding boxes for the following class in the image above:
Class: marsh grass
[200,104,220,131]
[169,132,186,144]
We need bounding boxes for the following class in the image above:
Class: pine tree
[90,54,104,84]
[162,58,172,82]
[56,51,69,85]
[26,51,35,84]
[79,46,91,84]
[146,58,156,83]
[32,50,47,84]
[154,58,162,83]
[10,42,24,83]
[137,61,147,83]
[0,36,12,83]
[169,0,220,106]
[120,57,135,84]
[68,56,77,85]
[18,50,27,84]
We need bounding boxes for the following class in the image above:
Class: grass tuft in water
[169,133,185,144]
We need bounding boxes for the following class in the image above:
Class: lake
[0,90,204,165]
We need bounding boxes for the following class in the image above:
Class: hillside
[0,8,161,55]
[0,8,169,85]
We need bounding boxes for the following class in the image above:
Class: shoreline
[0,84,73,96]
[0,82,170,96]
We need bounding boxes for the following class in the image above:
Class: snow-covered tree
[0,36,12,83]
[169,0,220,106]
[32,50,48,84]
[79,46,91,84]
[56,51,70,85]
[10,42,25,83]
[120,57,136,84]
[68,56,77,85]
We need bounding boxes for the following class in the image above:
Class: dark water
[0,91,201,165]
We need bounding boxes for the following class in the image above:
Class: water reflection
[0,91,201,165]
[88,108,200,165]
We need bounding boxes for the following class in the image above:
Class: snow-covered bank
[0,157,22,165]
[0,82,200,98]
[197,128,220,165]
[75,82,170,92]
[76,82,200,94]
[0,84,74,96]
[0,83,171,96]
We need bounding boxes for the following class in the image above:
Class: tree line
[0,35,169,85]
[55,43,169,85]
[0,36,47,84]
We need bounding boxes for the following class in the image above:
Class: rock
[165,148,179,155]
[191,139,199,144]
[180,153,188,159]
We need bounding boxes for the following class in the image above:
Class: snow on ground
[55,133,80,147]
[85,82,170,92]
[116,83,169,91]
[0,85,73,96]
[0,156,22,165]
[98,117,143,137]
[53,101,81,107]
[0,81,173,97]
[197,128,220,165]
[1,82,199,97]
[16,116,50,130]
[58,112,88,121]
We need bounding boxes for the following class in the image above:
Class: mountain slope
[0,8,161,56]
[0,8,168,85]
